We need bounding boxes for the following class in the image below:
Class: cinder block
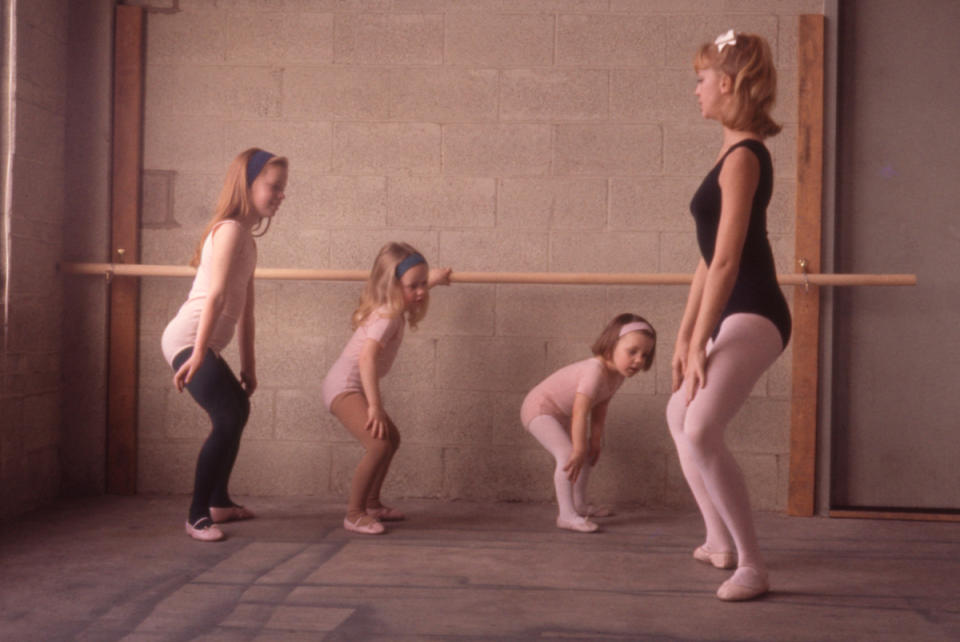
[145,65,282,120]
[276,388,333,442]
[378,334,437,392]
[334,13,443,65]
[611,69,695,123]
[259,333,327,390]
[553,124,661,176]
[387,177,496,228]
[444,124,552,177]
[769,234,794,274]
[557,14,665,67]
[437,336,545,393]
[146,11,226,64]
[257,228,330,269]
[766,348,792,398]
[391,68,498,122]
[437,229,548,272]
[377,389,494,446]
[222,120,333,175]
[736,452,783,511]
[492,392,528,446]
[663,15,778,69]
[603,393,672,452]
[610,0,706,13]
[549,229,659,273]
[328,229,438,270]
[333,123,441,175]
[282,67,391,121]
[609,177,700,232]
[230,441,332,496]
[378,444,445,499]
[138,441,202,494]
[771,123,798,178]
[545,339,597,376]
[442,446,553,502]
[605,283,687,341]
[497,284,607,338]
[445,12,554,67]
[166,170,221,229]
[768,178,795,235]
[287,175,386,229]
[773,65,798,126]
[144,116,225,172]
[778,13,800,69]
[501,69,608,122]
[227,12,333,64]
[659,231,700,273]
[585,447,667,506]
[662,122,717,176]
[498,178,607,230]
[727,398,790,454]
[422,283,497,337]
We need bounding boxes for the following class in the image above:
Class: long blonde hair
[694,32,781,138]
[352,242,429,330]
[190,148,289,267]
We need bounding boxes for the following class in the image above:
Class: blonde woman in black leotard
[666,30,791,602]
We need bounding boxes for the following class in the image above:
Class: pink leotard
[321,307,406,410]
[521,357,624,428]
[160,220,257,366]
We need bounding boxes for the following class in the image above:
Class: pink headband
[619,321,652,337]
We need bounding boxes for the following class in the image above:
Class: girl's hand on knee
[173,353,203,392]
[365,405,389,440]
[671,345,687,392]
[240,369,257,397]
[684,348,707,404]
[564,449,587,483]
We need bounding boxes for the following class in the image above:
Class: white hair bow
[714,29,737,52]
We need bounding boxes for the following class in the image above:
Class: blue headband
[395,253,426,278]
[246,150,275,186]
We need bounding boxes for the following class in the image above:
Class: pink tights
[526,415,595,521]
[666,313,783,572]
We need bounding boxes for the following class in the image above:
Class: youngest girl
[321,242,451,534]
[522,313,657,533]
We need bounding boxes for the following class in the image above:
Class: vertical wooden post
[108,6,144,494]
[788,14,825,516]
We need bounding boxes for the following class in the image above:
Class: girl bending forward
[522,314,656,533]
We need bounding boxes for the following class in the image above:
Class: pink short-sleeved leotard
[160,220,257,366]
[521,357,624,428]
[321,307,406,411]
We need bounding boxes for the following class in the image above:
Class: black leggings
[173,348,250,524]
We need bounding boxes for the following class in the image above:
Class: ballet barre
[58,262,917,287]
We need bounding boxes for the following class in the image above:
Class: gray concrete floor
[0,496,957,641]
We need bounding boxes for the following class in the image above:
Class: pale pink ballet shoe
[210,505,256,524]
[184,518,225,542]
[366,505,405,521]
[556,516,600,533]
[344,514,385,535]
[717,566,769,601]
[693,545,737,570]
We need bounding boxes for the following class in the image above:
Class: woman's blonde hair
[694,32,781,138]
[591,312,657,371]
[352,242,429,330]
[190,148,288,267]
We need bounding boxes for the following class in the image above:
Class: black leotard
[689,139,791,349]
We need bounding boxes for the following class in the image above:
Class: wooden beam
[107,5,144,495]
[829,509,960,523]
[787,14,825,516]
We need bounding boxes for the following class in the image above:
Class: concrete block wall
[136,0,821,510]
[1,0,69,517]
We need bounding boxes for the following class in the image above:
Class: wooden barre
[58,262,918,287]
